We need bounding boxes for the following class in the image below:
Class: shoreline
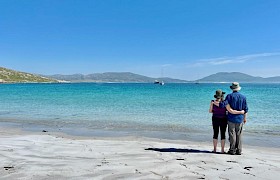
[0,120,279,149]
[0,126,279,179]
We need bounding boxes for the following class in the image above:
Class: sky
[0,0,280,80]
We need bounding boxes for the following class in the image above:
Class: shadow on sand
[145,148,214,154]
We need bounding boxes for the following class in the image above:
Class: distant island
[46,72,187,83]
[43,72,280,83]
[197,72,280,83]
[1,66,280,83]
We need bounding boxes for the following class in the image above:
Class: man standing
[220,82,248,155]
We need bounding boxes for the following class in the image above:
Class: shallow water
[0,83,279,147]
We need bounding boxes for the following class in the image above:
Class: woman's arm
[209,101,213,113]
[226,104,245,114]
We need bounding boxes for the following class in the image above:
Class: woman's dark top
[212,100,227,119]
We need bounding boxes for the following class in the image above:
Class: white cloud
[210,60,233,65]
[161,64,172,67]
[188,52,280,67]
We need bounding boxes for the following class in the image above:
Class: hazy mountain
[47,72,188,83]
[197,72,280,83]
[0,67,58,83]
[1,66,280,83]
[265,76,280,82]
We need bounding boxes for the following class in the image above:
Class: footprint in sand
[244,166,253,171]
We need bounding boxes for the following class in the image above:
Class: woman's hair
[216,95,224,101]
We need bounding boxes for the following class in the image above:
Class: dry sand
[0,127,279,180]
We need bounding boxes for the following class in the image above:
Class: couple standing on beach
[209,82,248,155]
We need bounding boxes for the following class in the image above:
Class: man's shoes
[227,150,241,155]
[227,150,235,155]
[236,150,242,155]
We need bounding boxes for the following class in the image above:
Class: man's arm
[243,96,248,124]
[243,113,247,124]
[243,97,249,114]
[213,100,227,107]
[219,95,229,108]
[226,104,245,114]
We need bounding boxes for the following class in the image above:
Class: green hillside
[0,67,58,83]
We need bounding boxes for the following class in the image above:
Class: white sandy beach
[0,127,279,180]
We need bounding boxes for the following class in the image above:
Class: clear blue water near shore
[0,83,279,148]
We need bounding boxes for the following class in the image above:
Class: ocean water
[0,83,279,147]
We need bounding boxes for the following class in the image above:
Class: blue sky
[0,0,280,80]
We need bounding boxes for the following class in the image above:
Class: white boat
[154,80,164,85]
[154,80,160,84]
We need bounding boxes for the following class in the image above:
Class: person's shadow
[145,148,214,154]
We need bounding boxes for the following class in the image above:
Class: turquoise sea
[0,83,279,148]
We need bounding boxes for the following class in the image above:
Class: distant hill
[265,76,280,82]
[1,66,280,83]
[0,67,58,83]
[47,72,188,83]
[197,72,280,83]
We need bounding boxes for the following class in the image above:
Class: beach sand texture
[0,128,279,180]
